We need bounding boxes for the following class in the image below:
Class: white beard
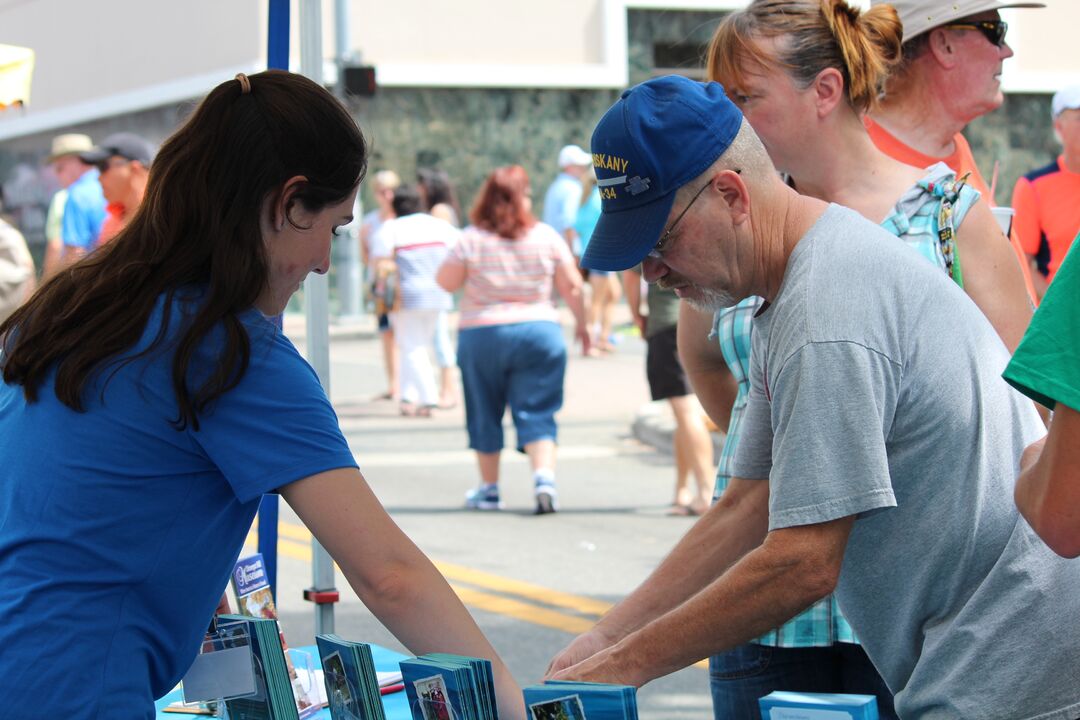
[684,286,737,312]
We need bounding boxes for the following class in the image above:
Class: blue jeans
[709,643,897,720]
[457,321,566,453]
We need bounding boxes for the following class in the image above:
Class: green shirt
[1004,232,1080,411]
[629,265,680,338]
[45,189,67,243]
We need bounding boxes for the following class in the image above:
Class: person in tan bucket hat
[43,134,95,278]
[43,132,106,276]
[866,0,1045,303]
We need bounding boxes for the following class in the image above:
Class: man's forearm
[608,518,852,686]
[591,478,769,643]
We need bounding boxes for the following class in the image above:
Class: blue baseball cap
[581,75,743,271]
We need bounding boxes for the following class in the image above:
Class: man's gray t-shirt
[732,204,1080,719]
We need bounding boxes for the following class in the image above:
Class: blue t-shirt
[61,168,107,249]
[572,186,602,255]
[541,172,583,238]
[0,291,357,718]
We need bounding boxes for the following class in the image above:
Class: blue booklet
[759,691,878,719]
[523,681,637,719]
[399,653,496,720]
[315,634,387,720]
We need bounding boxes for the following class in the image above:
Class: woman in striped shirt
[437,165,588,514]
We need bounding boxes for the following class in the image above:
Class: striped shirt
[444,222,575,328]
[375,213,459,311]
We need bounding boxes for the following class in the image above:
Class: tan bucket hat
[46,133,93,163]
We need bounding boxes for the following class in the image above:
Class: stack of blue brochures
[523,681,638,719]
[315,634,387,720]
[399,653,497,719]
[216,614,300,720]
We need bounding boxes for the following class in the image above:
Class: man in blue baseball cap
[547,75,1080,719]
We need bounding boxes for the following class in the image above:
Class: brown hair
[706,0,902,113]
[1,70,367,430]
[469,165,537,240]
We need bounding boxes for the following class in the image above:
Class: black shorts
[646,324,691,401]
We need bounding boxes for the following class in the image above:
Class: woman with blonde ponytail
[705,0,1031,352]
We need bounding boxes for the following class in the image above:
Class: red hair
[469,165,536,240]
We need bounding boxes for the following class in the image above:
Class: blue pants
[457,321,566,453]
[710,643,897,720]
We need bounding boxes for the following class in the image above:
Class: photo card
[413,674,454,720]
[528,694,588,720]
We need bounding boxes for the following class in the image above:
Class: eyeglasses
[649,182,710,259]
[95,156,130,175]
[943,20,1008,48]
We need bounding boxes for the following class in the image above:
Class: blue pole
[267,0,290,70]
[258,0,290,602]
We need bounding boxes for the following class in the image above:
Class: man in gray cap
[866,0,1045,302]
[547,74,1080,720]
[79,132,156,245]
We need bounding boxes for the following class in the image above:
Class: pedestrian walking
[417,167,461,409]
[437,165,588,514]
[623,269,713,518]
[376,185,460,416]
[542,144,592,259]
[360,169,401,401]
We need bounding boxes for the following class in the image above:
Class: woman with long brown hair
[437,165,588,515]
[0,71,523,719]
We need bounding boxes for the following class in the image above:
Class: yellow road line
[433,561,614,617]
[245,524,708,669]
[253,525,613,616]
[450,586,597,635]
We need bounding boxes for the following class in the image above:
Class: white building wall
[0,0,1075,141]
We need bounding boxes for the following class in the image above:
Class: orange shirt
[97,203,126,247]
[865,116,1039,304]
[1011,155,1080,281]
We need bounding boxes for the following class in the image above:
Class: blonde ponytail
[707,0,902,113]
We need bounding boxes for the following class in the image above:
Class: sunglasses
[94,156,131,174]
[943,19,1008,48]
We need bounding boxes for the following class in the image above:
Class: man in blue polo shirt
[542,144,592,257]
[57,137,107,269]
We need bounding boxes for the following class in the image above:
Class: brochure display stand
[155,643,413,720]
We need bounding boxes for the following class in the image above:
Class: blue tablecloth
[154,643,411,719]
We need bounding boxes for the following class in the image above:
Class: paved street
[258,310,718,719]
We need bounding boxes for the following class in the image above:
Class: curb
[631,400,726,459]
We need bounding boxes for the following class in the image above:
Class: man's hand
[545,626,617,679]
[548,640,642,687]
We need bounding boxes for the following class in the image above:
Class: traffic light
[343,65,377,97]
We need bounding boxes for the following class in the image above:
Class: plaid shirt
[712,297,857,647]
